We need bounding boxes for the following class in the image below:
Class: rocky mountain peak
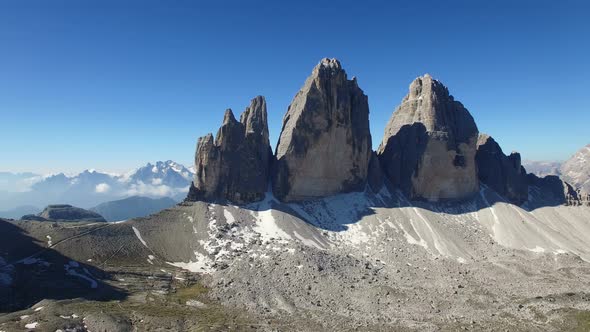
[240,95,268,141]
[188,96,272,204]
[272,58,372,202]
[318,57,342,71]
[222,109,238,126]
[475,134,528,205]
[378,74,479,201]
[560,143,590,194]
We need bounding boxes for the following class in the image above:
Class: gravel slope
[1,186,590,331]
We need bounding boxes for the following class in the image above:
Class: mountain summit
[272,58,372,202]
[378,74,479,202]
[184,59,585,208]
[189,96,272,204]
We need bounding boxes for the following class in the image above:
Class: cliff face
[378,74,479,202]
[185,59,583,208]
[272,58,372,202]
[476,134,528,205]
[188,96,272,204]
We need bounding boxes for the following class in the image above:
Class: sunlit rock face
[377,74,479,202]
[188,96,272,204]
[272,58,372,202]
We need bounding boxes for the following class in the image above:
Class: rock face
[377,74,479,201]
[22,204,106,222]
[526,174,583,206]
[188,96,272,204]
[560,144,590,194]
[476,134,528,205]
[272,58,372,202]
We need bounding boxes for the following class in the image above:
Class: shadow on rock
[0,219,127,313]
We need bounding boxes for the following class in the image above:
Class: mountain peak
[222,109,237,125]
[273,58,371,202]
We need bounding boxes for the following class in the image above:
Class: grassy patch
[571,311,590,332]
[168,282,209,305]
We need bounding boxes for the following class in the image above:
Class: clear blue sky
[1,0,588,174]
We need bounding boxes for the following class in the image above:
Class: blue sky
[1,0,589,174]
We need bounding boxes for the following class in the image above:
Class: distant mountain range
[90,196,177,222]
[521,160,562,177]
[0,161,194,212]
[0,205,41,220]
[523,144,590,193]
[560,144,590,193]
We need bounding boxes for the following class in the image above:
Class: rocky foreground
[1,185,590,331]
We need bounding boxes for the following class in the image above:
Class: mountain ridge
[0,160,194,211]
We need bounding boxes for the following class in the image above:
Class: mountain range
[523,144,590,194]
[90,196,177,222]
[0,160,193,213]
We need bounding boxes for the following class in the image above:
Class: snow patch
[223,209,235,224]
[529,246,546,253]
[25,322,38,329]
[167,251,213,273]
[132,226,149,248]
[252,210,292,242]
[64,261,97,288]
[293,231,323,249]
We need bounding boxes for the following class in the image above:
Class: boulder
[272,58,372,202]
[188,96,272,204]
[475,134,528,205]
[377,74,479,201]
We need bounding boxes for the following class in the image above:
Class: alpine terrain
[1,59,590,332]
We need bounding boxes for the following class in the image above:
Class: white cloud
[151,178,163,185]
[95,183,111,193]
[125,181,174,197]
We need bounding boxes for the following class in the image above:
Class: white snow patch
[529,246,546,253]
[252,210,292,242]
[34,306,44,312]
[132,226,149,248]
[167,251,213,273]
[25,322,38,329]
[223,209,235,224]
[46,235,52,247]
[64,261,97,288]
[293,231,323,249]
[399,223,428,249]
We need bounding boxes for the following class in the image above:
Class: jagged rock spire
[188,96,272,204]
[475,134,528,204]
[272,58,372,202]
